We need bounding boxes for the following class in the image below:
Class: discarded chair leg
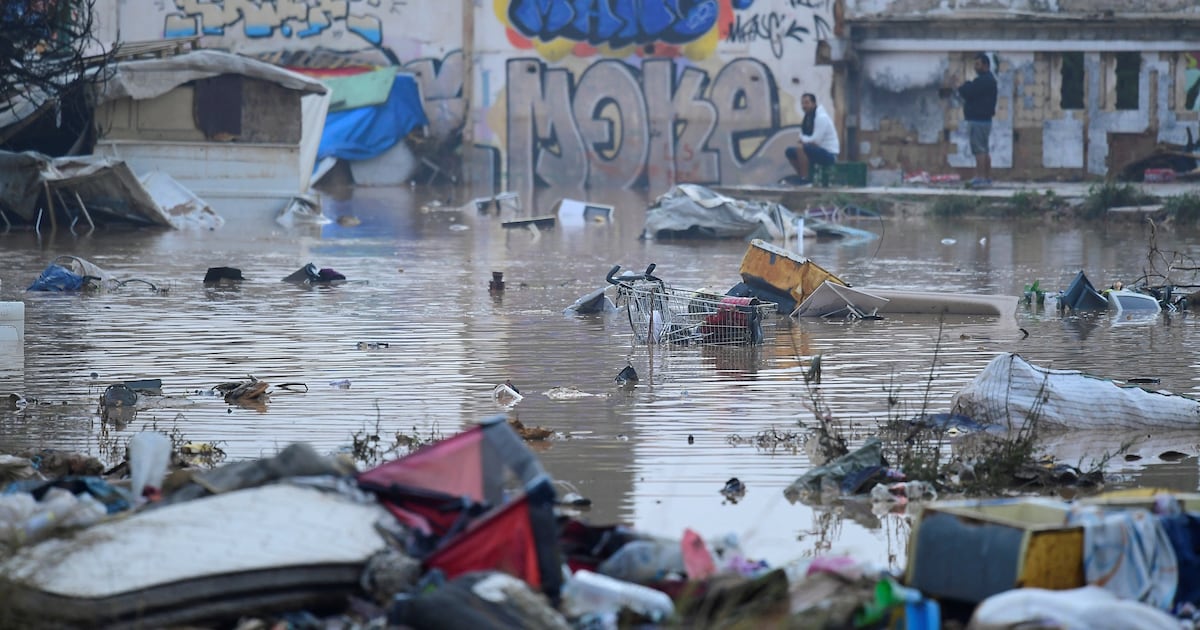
[44,181,57,232]
[53,189,76,234]
[73,191,95,229]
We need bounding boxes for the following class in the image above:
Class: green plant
[1163,192,1200,225]
[1006,190,1067,217]
[1079,181,1156,219]
[928,195,981,218]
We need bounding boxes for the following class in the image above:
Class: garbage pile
[4,399,1200,629]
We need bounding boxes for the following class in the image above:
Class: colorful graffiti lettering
[164,0,384,45]
[505,56,799,190]
[506,0,719,48]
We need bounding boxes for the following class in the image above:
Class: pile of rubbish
[2,393,1199,630]
[639,184,877,244]
[1026,270,1193,315]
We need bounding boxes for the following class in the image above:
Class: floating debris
[615,365,638,385]
[492,380,523,407]
[508,418,553,441]
[720,477,746,503]
[544,387,603,400]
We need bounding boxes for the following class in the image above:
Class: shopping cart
[605,264,773,346]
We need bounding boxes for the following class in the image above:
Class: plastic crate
[906,498,1084,603]
[813,162,868,187]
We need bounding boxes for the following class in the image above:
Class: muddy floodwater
[2,185,1199,572]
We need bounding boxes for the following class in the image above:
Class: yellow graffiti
[536,38,576,61]
[682,24,718,60]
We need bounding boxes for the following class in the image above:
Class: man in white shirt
[784,93,840,185]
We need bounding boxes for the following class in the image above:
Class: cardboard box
[905,498,1084,603]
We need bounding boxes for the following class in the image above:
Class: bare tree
[0,0,115,145]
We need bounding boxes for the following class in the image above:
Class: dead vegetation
[349,404,445,467]
[726,427,804,453]
[788,323,1117,498]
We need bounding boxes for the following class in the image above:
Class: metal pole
[43,181,57,232]
[54,189,75,232]
[73,191,95,229]
[461,0,475,165]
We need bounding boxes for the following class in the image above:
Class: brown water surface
[1,185,1198,571]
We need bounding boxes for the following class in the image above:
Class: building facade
[89,0,1200,189]
[842,0,1200,181]
[94,0,837,192]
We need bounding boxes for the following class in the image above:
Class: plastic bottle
[561,570,674,621]
[597,539,684,583]
[130,431,172,497]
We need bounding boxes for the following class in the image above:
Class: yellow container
[905,498,1084,603]
[1079,488,1200,512]
[738,239,845,310]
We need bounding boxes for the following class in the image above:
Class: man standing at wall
[951,53,998,188]
[784,93,840,186]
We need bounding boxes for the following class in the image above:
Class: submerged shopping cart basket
[606,264,774,346]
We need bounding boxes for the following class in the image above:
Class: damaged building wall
[845,0,1200,179]
[855,49,1200,180]
[97,77,300,144]
[95,0,467,180]
[476,0,836,191]
[846,0,1200,14]
[95,0,840,191]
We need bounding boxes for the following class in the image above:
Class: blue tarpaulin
[28,264,86,292]
[316,73,428,163]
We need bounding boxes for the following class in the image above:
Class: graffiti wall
[99,0,835,189]
[486,0,836,189]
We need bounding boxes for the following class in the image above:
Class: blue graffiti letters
[165,0,383,45]
[507,0,719,47]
